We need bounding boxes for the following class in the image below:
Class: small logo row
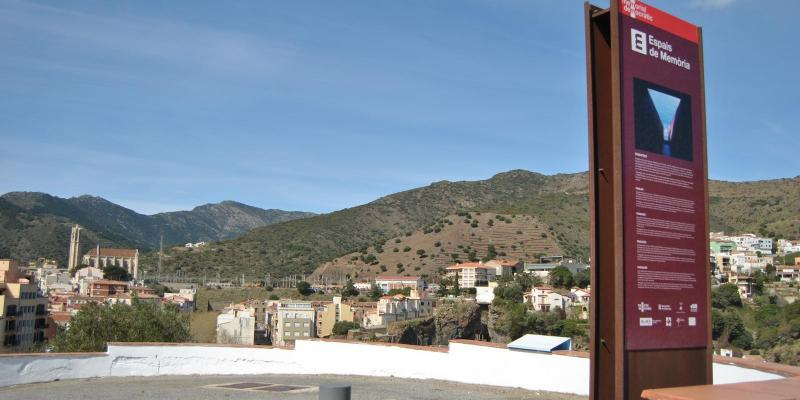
[639,316,696,327]
[637,301,698,313]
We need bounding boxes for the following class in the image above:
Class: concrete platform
[0,374,588,400]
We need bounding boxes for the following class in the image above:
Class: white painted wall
[0,341,786,395]
[0,354,110,387]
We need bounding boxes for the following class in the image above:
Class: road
[0,374,587,400]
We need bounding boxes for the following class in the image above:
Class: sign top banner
[619,0,699,43]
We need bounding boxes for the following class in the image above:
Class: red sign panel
[618,0,708,350]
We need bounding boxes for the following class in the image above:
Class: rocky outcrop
[434,301,486,344]
[388,301,488,345]
[387,318,436,345]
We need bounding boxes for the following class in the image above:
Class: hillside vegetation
[313,212,561,282]
[150,171,798,279]
[0,192,315,264]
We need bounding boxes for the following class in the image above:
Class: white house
[163,288,196,312]
[525,286,572,313]
[777,239,800,253]
[216,304,256,345]
[374,276,424,293]
[363,291,435,328]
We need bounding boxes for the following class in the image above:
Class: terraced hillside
[312,212,561,281]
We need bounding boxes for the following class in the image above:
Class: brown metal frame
[585,2,712,399]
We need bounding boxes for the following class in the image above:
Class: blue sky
[1,0,797,214]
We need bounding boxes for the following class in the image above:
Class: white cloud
[692,0,735,9]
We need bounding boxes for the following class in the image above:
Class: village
[3,222,798,353]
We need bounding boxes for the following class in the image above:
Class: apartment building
[446,262,496,289]
[315,296,356,337]
[1,260,49,352]
[374,276,424,294]
[88,279,130,297]
[274,301,315,346]
[717,234,773,252]
[363,291,435,328]
[730,252,770,275]
[710,241,736,255]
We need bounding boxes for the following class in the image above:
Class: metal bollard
[319,384,351,400]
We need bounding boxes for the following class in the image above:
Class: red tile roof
[375,276,421,281]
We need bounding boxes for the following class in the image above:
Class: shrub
[296,281,313,296]
[332,321,360,336]
[51,300,190,352]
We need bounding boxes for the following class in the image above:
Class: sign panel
[618,0,708,350]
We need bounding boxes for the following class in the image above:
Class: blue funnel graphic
[647,89,681,157]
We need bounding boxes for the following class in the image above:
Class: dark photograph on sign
[634,78,693,161]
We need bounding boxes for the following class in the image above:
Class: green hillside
[149,171,798,280]
[0,192,315,265]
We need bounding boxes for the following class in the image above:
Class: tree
[494,281,524,302]
[574,268,590,288]
[332,321,360,336]
[296,281,313,296]
[387,287,412,296]
[765,264,777,281]
[712,284,742,309]
[751,270,768,296]
[513,272,540,292]
[102,265,130,281]
[368,283,383,301]
[341,280,359,298]
[712,308,752,349]
[548,266,574,288]
[51,299,191,352]
[481,245,498,262]
[437,277,457,297]
[491,299,529,340]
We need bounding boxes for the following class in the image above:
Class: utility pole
[157,234,163,277]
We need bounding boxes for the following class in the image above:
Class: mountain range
[0,192,315,265]
[3,170,797,279]
[146,170,799,280]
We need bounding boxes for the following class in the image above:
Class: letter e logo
[631,29,647,55]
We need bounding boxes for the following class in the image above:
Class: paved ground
[0,374,587,400]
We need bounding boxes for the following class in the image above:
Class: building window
[284,322,291,327]
[303,332,309,337]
